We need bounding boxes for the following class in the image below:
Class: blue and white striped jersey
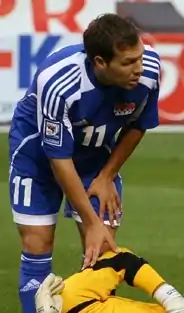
[10,43,160,174]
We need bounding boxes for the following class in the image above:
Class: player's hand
[82,221,118,270]
[87,176,122,227]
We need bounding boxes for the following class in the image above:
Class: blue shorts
[9,165,63,226]
[10,161,123,226]
[9,123,64,226]
[64,174,123,226]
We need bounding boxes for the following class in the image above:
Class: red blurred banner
[142,33,184,124]
[0,0,184,125]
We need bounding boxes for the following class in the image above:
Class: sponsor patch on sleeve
[43,119,62,146]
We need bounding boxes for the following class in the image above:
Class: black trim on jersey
[110,289,116,295]
[67,299,97,313]
[92,252,148,286]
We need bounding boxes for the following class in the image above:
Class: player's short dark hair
[83,13,139,63]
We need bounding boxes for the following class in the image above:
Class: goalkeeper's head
[35,273,65,313]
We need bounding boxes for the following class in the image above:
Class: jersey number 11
[82,125,106,147]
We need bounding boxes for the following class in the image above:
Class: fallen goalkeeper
[35,247,184,313]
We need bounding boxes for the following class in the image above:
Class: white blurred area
[0,0,183,128]
[1,0,184,35]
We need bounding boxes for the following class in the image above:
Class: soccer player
[35,247,184,313]
[9,13,160,313]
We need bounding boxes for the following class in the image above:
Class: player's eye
[122,55,143,66]
[121,59,136,66]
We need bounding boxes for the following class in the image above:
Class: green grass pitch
[0,132,184,312]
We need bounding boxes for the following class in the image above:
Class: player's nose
[134,59,143,76]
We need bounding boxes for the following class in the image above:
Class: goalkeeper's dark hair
[83,13,139,63]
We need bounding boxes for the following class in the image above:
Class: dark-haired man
[9,13,160,313]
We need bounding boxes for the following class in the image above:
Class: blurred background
[0,1,183,312]
[0,0,184,127]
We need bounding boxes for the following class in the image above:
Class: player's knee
[17,224,55,254]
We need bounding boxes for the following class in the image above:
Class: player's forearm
[99,128,145,180]
[50,158,99,226]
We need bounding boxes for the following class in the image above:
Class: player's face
[95,40,144,89]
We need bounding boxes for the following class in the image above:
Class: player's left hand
[87,176,121,227]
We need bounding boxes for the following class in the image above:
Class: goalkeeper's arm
[118,251,184,313]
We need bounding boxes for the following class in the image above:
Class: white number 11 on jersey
[82,125,106,147]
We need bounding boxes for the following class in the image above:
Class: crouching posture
[35,247,184,313]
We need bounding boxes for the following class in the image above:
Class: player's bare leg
[17,224,56,254]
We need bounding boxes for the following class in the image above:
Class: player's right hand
[87,177,121,227]
[82,221,118,270]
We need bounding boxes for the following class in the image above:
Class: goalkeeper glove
[35,273,65,313]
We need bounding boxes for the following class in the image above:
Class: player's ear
[94,56,107,69]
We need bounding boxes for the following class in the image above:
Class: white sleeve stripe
[45,68,80,117]
[59,75,81,97]
[52,96,60,120]
[143,66,159,74]
[44,69,81,118]
[38,52,80,99]
[37,52,81,128]
[44,65,79,116]
[63,103,73,139]
[139,76,157,89]
[143,55,160,64]
[143,60,159,68]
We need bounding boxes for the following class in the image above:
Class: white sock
[153,283,184,312]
